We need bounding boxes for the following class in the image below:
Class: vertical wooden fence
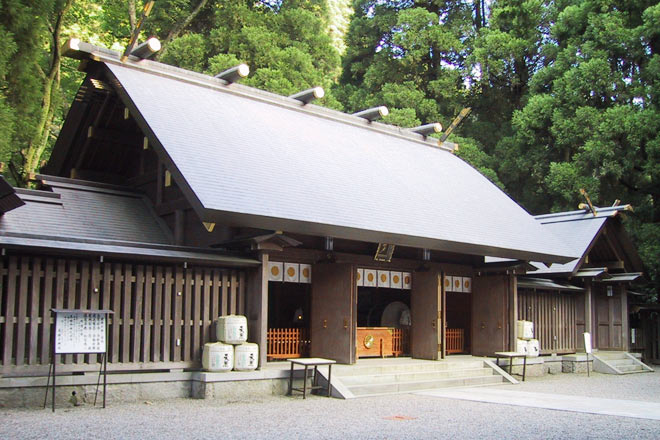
[0,254,246,375]
[391,328,409,356]
[518,289,577,354]
[446,328,465,354]
[266,328,310,360]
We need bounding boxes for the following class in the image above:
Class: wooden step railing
[267,328,309,360]
[446,328,465,354]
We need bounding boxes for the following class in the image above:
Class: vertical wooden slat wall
[0,255,246,373]
[518,289,577,354]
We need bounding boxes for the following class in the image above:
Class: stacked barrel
[516,320,540,356]
[202,315,259,372]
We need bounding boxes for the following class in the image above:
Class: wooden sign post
[44,309,113,412]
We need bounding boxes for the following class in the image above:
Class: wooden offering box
[357,327,407,358]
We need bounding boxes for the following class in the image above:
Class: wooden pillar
[246,252,269,369]
[621,285,629,351]
[584,279,593,340]
[509,274,518,351]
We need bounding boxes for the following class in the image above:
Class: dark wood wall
[0,253,246,375]
[518,289,578,354]
[594,285,624,350]
[471,274,510,356]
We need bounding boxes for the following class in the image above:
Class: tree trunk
[23,0,73,185]
[128,0,137,34]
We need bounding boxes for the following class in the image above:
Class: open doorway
[357,285,411,358]
[446,290,471,354]
[267,281,311,361]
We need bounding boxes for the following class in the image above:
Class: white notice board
[583,332,592,354]
[55,311,108,354]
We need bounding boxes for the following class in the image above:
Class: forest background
[0,0,658,300]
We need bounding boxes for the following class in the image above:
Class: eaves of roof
[574,267,611,279]
[594,272,644,283]
[0,175,25,214]
[0,233,259,267]
[518,277,584,292]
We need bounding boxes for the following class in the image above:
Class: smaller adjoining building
[484,204,652,373]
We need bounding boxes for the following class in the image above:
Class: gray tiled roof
[0,178,259,266]
[103,60,577,263]
[0,180,172,245]
[527,206,630,275]
[527,218,607,275]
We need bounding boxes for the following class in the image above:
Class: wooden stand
[494,351,527,381]
[287,358,336,399]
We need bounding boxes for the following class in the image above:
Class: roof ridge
[64,39,457,154]
[535,205,631,223]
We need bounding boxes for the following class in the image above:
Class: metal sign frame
[44,309,114,412]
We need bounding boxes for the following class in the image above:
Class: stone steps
[593,351,654,375]
[349,374,504,397]
[325,358,508,399]
[339,367,496,386]
[333,360,485,376]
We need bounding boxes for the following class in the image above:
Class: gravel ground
[2,370,659,440]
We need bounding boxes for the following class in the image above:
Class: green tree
[467,0,555,153]
[495,0,660,296]
[141,1,342,102]
[0,0,76,186]
[337,1,479,126]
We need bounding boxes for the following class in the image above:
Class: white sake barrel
[202,342,234,372]
[526,339,540,357]
[216,315,248,344]
[516,320,534,340]
[234,343,259,371]
[516,338,529,354]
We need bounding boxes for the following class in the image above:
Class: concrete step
[338,367,496,386]
[593,352,655,375]
[618,364,645,373]
[349,374,504,396]
[333,361,485,376]
[321,358,512,398]
[595,351,628,360]
[608,358,635,367]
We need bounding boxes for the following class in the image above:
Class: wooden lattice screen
[0,255,246,375]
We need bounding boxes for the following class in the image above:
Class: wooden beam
[603,260,625,270]
[156,162,164,205]
[174,209,185,245]
[87,126,143,148]
[601,225,626,265]
[155,197,191,216]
